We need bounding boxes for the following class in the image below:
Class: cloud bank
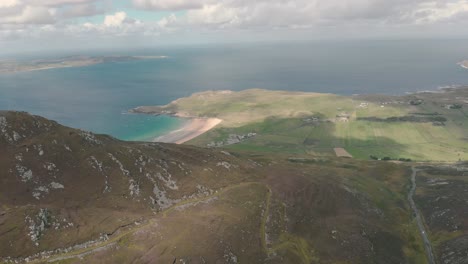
[1,0,468,51]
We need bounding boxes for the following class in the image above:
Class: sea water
[1,39,467,140]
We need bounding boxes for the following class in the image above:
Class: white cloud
[104,11,127,27]
[3,0,468,50]
[410,1,468,23]
[0,0,103,27]
[1,5,56,24]
[3,0,468,33]
[140,0,468,30]
[71,11,153,37]
[186,4,239,27]
[59,3,103,18]
[182,1,378,29]
[26,0,97,7]
[0,0,20,8]
[157,13,178,29]
[132,0,209,11]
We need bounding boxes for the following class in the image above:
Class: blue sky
[1,0,468,53]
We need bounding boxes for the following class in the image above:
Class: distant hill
[0,55,166,73]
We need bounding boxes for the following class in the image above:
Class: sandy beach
[154,118,222,144]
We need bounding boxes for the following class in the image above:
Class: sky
[1,0,468,53]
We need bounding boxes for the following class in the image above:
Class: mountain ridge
[1,111,466,263]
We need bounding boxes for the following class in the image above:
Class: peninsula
[0,55,167,73]
[133,87,468,162]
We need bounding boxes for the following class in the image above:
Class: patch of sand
[333,148,353,158]
[154,118,222,144]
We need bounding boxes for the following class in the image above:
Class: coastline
[0,55,168,74]
[457,60,468,69]
[153,117,222,144]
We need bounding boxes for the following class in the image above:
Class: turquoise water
[1,40,468,141]
[0,59,190,141]
[107,114,187,141]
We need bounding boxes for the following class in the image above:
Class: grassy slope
[146,88,468,162]
[0,112,431,263]
[36,158,429,264]
[131,88,468,261]
[413,167,468,263]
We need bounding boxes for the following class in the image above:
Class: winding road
[408,166,436,264]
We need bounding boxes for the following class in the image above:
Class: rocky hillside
[1,111,463,263]
[0,111,259,261]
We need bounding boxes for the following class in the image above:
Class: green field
[136,88,468,162]
[170,89,468,161]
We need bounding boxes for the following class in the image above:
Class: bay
[1,40,467,140]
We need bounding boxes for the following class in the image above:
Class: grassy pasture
[178,89,468,161]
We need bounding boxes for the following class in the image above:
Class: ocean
[1,39,467,141]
